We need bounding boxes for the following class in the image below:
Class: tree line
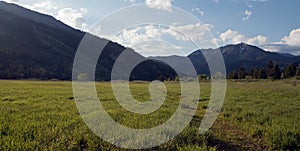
[0,63,71,80]
[1,60,300,81]
[228,60,300,80]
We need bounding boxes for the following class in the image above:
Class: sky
[2,0,300,56]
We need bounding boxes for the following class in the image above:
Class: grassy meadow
[0,80,300,150]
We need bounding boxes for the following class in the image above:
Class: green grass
[0,80,300,150]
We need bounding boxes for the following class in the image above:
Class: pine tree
[296,64,300,76]
[250,68,259,79]
[238,67,246,79]
[228,70,238,79]
[258,68,267,79]
[266,60,274,78]
[273,64,281,80]
[287,64,295,77]
[282,64,295,79]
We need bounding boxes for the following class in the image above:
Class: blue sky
[3,0,300,56]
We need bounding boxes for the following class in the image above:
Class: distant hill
[152,43,300,76]
[0,1,176,81]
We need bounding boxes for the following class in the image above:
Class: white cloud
[124,0,136,4]
[23,0,58,16]
[220,30,246,44]
[2,0,19,3]
[261,28,300,55]
[191,8,204,16]
[3,0,52,15]
[132,40,183,56]
[97,23,214,46]
[247,35,268,45]
[219,29,268,45]
[243,9,252,21]
[166,23,214,41]
[261,44,300,56]
[3,0,88,31]
[111,25,183,56]
[210,38,222,46]
[94,23,215,56]
[111,25,164,47]
[281,28,300,46]
[56,8,88,30]
[145,0,174,12]
[2,0,57,16]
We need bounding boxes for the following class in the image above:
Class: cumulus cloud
[23,0,58,16]
[56,8,88,30]
[145,0,174,12]
[260,28,300,55]
[191,8,204,16]
[132,40,183,56]
[166,23,214,41]
[25,1,89,31]
[3,0,88,31]
[99,23,214,46]
[110,25,163,47]
[243,10,252,21]
[261,44,300,56]
[3,0,56,15]
[281,28,300,46]
[219,29,268,45]
[95,23,215,56]
[247,35,268,45]
[111,25,183,56]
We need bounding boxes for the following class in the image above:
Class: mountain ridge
[151,43,300,76]
[0,1,177,81]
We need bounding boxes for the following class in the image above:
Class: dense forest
[227,60,300,80]
[1,60,300,81]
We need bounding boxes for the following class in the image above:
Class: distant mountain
[0,1,176,81]
[152,43,300,76]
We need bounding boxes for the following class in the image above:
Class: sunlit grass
[0,80,299,150]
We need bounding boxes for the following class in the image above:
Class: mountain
[151,43,300,76]
[0,1,176,81]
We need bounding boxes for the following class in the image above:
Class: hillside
[0,1,176,81]
[152,43,300,76]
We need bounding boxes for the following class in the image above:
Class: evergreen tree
[198,74,207,81]
[287,64,295,77]
[238,67,246,79]
[228,70,238,79]
[282,64,295,79]
[296,64,300,76]
[258,68,267,79]
[250,68,259,79]
[273,64,281,80]
[266,60,274,78]
[16,64,25,79]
